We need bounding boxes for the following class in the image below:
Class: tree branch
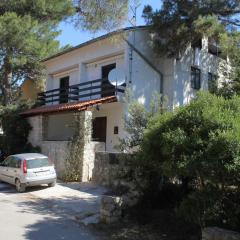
[218,17,240,27]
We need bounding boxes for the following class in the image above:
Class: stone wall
[202,227,240,240]
[41,141,69,177]
[100,195,123,224]
[93,151,140,224]
[92,152,129,187]
[82,141,105,182]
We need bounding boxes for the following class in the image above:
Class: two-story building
[21,26,226,180]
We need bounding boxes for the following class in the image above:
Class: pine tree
[74,0,128,32]
[0,0,74,105]
[143,0,240,56]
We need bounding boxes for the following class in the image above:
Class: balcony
[37,79,126,106]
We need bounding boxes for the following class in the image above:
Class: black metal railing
[37,78,126,105]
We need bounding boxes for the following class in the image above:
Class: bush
[137,92,240,229]
[0,102,40,155]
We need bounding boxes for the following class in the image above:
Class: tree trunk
[2,57,12,106]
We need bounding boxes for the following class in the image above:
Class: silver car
[0,153,57,192]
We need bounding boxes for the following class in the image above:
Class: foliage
[0,101,40,155]
[118,92,165,152]
[73,0,128,32]
[0,0,74,105]
[63,111,91,182]
[118,101,149,152]
[0,0,73,22]
[178,187,240,230]
[217,31,240,97]
[137,92,240,229]
[143,1,240,58]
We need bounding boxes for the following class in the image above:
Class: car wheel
[48,180,56,188]
[15,179,26,193]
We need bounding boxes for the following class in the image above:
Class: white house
[21,26,226,180]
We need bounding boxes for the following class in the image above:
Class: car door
[0,160,6,182]
[0,157,11,183]
[7,157,19,184]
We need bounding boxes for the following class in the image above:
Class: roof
[42,26,148,63]
[12,153,47,160]
[20,96,117,117]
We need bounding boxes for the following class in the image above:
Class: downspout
[124,38,164,97]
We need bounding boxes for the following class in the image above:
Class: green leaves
[138,92,240,229]
[141,91,240,187]
[74,0,128,32]
[143,0,240,57]
[0,102,39,155]
[0,1,73,104]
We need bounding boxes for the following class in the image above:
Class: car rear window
[26,157,52,169]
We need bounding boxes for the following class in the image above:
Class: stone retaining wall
[41,141,69,177]
[92,152,129,187]
[93,152,141,223]
[100,195,123,223]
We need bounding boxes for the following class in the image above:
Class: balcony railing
[37,78,126,105]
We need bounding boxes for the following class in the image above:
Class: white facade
[28,27,226,154]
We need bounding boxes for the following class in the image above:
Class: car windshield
[27,157,51,169]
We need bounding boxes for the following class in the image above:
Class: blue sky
[57,0,161,47]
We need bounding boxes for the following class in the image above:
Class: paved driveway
[0,181,107,240]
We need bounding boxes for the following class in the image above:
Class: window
[10,157,21,168]
[4,157,20,168]
[208,73,218,93]
[59,76,69,103]
[208,38,226,59]
[2,157,11,167]
[191,67,201,90]
[27,158,52,169]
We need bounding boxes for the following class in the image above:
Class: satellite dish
[108,69,125,86]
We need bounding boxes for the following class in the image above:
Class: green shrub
[137,92,240,229]
[0,102,40,155]
[178,187,240,230]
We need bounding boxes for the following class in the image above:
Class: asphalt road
[0,182,105,240]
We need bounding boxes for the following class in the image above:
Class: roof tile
[21,96,117,116]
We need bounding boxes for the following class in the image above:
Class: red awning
[21,96,117,117]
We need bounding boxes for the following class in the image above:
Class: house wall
[171,38,226,109]
[92,102,125,152]
[40,29,228,157]
[27,109,113,178]
[45,37,126,93]
[126,30,227,110]
[43,113,75,141]
[44,28,227,111]
[28,115,69,176]
[127,29,167,108]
